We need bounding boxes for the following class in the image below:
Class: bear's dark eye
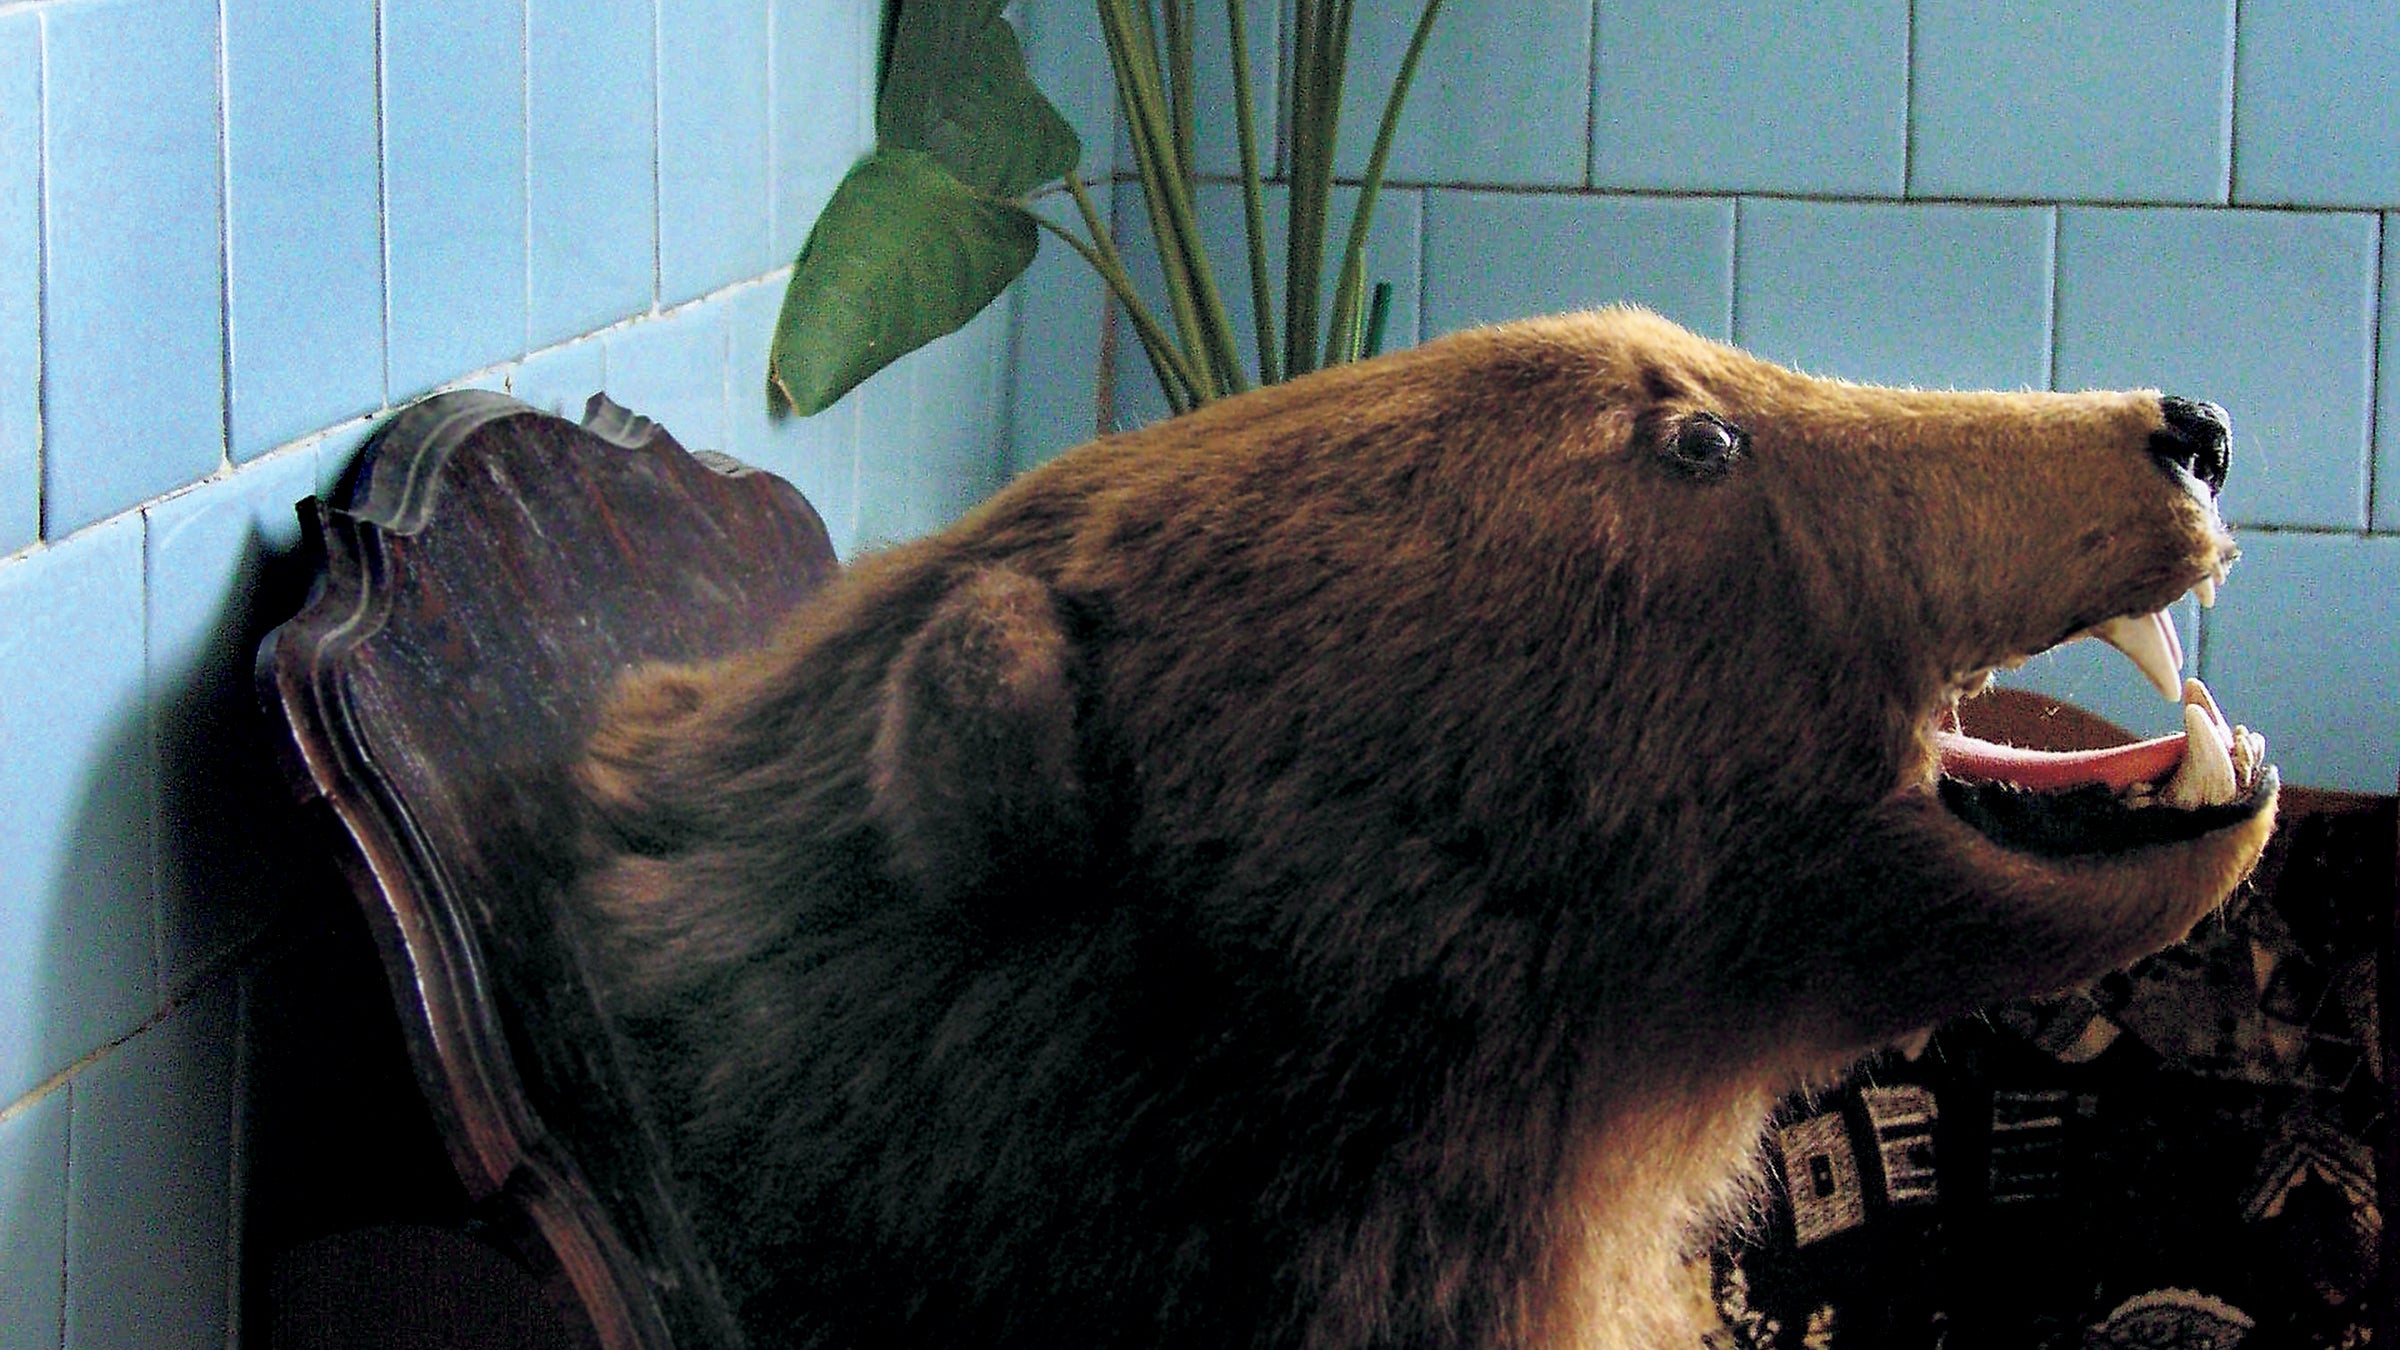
[1661,413,1747,478]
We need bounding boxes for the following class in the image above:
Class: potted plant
[769,0,1445,423]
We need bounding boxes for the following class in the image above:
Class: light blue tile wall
[145,450,320,991]
[41,0,226,536]
[0,0,1008,1336]
[1010,198,1112,470]
[771,0,875,260]
[529,0,658,348]
[0,1088,67,1350]
[855,300,1014,549]
[0,514,152,1107]
[1039,2,2400,793]
[64,985,236,1350]
[1594,0,1908,196]
[0,15,37,554]
[1337,0,1593,187]
[1733,199,2052,391]
[1422,191,1733,340]
[510,335,610,421]
[383,0,528,399]
[2233,0,2400,208]
[1910,0,2235,203]
[223,0,383,461]
[726,277,863,554]
[605,299,734,456]
[660,0,776,304]
[2379,215,2400,536]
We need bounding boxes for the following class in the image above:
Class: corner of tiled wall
[1064,0,2399,797]
[0,0,1021,1344]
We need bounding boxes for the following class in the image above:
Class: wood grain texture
[258,391,836,1350]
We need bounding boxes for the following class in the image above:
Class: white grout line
[2364,213,2386,531]
[31,8,48,543]
[2043,204,2061,392]
[2223,0,2242,206]
[211,0,232,472]
[649,0,664,312]
[373,0,392,411]
[521,0,534,353]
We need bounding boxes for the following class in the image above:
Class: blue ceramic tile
[64,984,236,1350]
[1421,190,1734,341]
[726,278,859,552]
[2378,215,2400,533]
[1991,598,2201,739]
[439,366,515,396]
[510,336,608,420]
[41,0,227,535]
[529,0,657,348]
[853,302,1011,548]
[1336,0,1593,187]
[603,301,731,454]
[0,517,154,1105]
[659,0,775,304]
[1911,0,2233,203]
[384,0,528,399]
[222,0,383,462]
[849,342,924,551]
[2201,532,2400,793]
[145,450,319,991]
[1593,0,1906,196]
[772,0,876,261]
[2055,207,2375,529]
[2233,0,2400,207]
[1734,199,2053,390]
[906,298,1012,522]
[1010,199,1109,469]
[310,417,377,504]
[1021,0,1116,184]
[1108,179,1423,432]
[0,14,36,554]
[0,1088,67,1350]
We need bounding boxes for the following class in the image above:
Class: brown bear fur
[572,308,2278,1348]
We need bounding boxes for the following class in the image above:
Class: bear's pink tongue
[1933,727,2187,791]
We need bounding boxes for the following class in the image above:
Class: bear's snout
[2150,396,2232,495]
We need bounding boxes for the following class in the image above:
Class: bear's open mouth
[1923,563,2276,857]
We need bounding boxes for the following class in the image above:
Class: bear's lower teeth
[2145,677,2263,810]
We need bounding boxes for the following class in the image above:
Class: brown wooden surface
[258,392,838,1350]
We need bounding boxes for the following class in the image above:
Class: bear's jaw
[1914,569,2273,857]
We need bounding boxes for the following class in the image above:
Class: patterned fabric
[1700,799,2395,1350]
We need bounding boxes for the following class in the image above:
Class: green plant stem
[1362,280,1393,360]
[1285,0,1352,378]
[1165,0,1196,189]
[1334,249,1369,364]
[1053,174,1202,413]
[1097,0,1217,399]
[1225,0,1280,386]
[1099,0,1250,400]
[1325,0,1443,368]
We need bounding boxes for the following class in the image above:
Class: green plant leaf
[770,148,1038,415]
[878,0,1079,197]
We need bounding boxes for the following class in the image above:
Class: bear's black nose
[2151,397,2231,495]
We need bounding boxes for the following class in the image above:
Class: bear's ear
[869,566,1093,919]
